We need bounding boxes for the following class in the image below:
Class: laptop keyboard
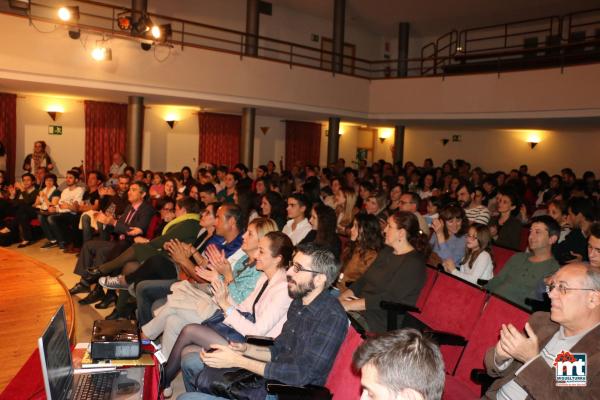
[73,372,119,400]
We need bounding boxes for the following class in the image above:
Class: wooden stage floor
[0,247,74,392]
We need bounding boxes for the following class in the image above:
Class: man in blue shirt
[177,243,348,399]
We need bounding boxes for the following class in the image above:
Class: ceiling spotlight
[117,12,132,30]
[58,6,79,22]
[151,25,161,39]
[133,14,152,35]
[91,46,111,61]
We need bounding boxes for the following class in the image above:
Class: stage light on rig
[58,6,79,22]
[91,45,112,61]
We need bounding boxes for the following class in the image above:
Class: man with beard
[456,182,490,225]
[176,243,348,398]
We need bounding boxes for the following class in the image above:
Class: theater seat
[145,214,162,239]
[410,273,487,373]
[491,245,516,275]
[266,325,364,400]
[518,227,530,251]
[442,295,531,399]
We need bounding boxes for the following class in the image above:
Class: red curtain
[285,120,321,170]
[198,112,241,167]
[0,93,17,182]
[84,100,128,175]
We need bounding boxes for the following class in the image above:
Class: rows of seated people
[0,153,599,399]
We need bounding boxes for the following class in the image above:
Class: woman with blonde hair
[141,217,279,358]
[335,187,357,235]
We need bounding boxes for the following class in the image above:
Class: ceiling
[270,0,600,36]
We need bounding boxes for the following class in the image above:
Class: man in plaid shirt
[178,243,348,399]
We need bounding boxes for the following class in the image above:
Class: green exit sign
[48,125,63,135]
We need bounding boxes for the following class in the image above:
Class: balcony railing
[2,0,600,80]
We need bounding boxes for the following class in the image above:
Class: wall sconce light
[441,138,449,146]
[378,127,393,144]
[46,105,64,121]
[528,141,539,149]
[166,120,176,129]
[260,126,270,135]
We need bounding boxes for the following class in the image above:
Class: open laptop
[38,305,145,400]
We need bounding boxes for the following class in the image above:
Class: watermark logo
[554,351,587,387]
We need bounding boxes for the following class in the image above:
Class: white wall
[403,125,600,175]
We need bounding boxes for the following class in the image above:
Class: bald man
[484,263,600,399]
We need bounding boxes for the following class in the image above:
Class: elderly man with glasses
[483,262,600,399]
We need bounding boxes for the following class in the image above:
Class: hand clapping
[496,322,539,364]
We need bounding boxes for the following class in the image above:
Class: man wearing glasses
[179,243,348,399]
[483,262,600,399]
[399,192,430,236]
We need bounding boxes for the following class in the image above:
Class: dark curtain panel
[285,120,321,170]
[0,93,17,181]
[84,100,128,175]
[198,112,241,167]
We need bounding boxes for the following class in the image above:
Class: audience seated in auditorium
[107,152,127,186]
[161,230,294,394]
[176,243,346,399]
[0,173,39,245]
[300,203,341,260]
[353,329,445,400]
[135,202,222,327]
[457,182,491,225]
[140,207,258,357]
[489,185,523,250]
[589,223,600,268]
[442,223,494,286]
[486,215,560,310]
[337,213,384,291]
[68,181,154,307]
[335,187,357,235]
[259,191,286,231]
[38,169,84,250]
[553,197,596,264]
[216,171,238,204]
[430,204,469,266]
[398,192,430,236]
[386,183,403,215]
[547,198,571,243]
[282,193,312,245]
[339,211,429,333]
[93,196,201,290]
[198,183,217,208]
[484,263,600,399]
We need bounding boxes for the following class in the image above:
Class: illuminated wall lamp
[441,138,449,146]
[260,126,270,135]
[528,140,539,149]
[46,105,64,121]
[166,120,176,129]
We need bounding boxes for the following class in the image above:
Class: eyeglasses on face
[288,261,322,275]
[545,282,597,296]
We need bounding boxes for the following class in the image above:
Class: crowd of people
[1,142,600,399]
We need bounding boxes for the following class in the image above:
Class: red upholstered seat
[491,245,516,275]
[325,325,364,400]
[412,273,487,373]
[416,266,438,310]
[145,214,162,239]
[30,218,41,227]
[442,375,479,400]
[444,295,531,399]
[518,227,530,251]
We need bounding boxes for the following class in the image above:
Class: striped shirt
[465,205,491,225]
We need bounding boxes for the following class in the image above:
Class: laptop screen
[38,305,74,400]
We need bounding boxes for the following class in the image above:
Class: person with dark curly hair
[337,213,384,291]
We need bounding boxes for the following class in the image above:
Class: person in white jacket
[442,223,494,286]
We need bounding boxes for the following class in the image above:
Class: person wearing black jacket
[69,181,155,307]
[552,197,596,264]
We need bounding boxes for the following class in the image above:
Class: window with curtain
[285,120,322,170]
[198,112,241,167]
[84,100,128,176]
[0,93,17,182]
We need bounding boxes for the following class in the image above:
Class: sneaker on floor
[99,276,128,290]
[40,241,58,249]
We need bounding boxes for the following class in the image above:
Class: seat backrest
[453,295,531,395]
[325,325,364,400]
[416,273,488,373]
[145,214,162,239]
[491,245,516,275]
[416,266,438,310]
[518,227,530,252]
